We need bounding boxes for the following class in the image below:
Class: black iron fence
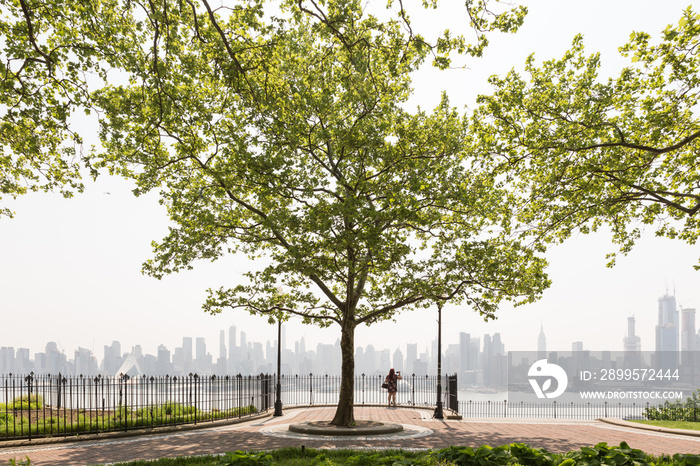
[0,373,456,441]
[278,373,454,408]
[0,373,266,441]
[4,372,673,441]
[457,399,652,420]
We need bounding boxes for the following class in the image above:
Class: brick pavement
[2,406,700,465]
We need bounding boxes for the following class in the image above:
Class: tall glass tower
[655,291,679,368]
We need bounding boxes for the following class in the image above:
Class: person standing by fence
[385,368,402,407]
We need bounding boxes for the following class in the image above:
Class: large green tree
[473,7,700,267]
[4,0,546,425]
[91,0,547,425]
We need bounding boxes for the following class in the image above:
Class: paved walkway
[2,407,700,465]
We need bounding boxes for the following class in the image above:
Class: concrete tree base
[288,420,404,436]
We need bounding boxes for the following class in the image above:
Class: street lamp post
[274,319,283,416]
[434,302,444,419]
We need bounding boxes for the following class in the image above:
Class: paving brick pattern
[2,406,700,465]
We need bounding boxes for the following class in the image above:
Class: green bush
[0,403,15,425]
[0,410,14,426]
[645,389,700,421]
[0,401,259,439]
[430,445,513,465]
[428,442,653,466]
[216,451,274,465]
[11,395,43,410]
[38,445,700,466]
[562,442,652,466]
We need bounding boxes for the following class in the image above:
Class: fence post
[361,373,365,405]
[25,372,33,441]
[447,374,458,412]
[194,373,199,425]
[57,373,62,409]
[262,373,269,411]
[236,374,242,417]
[122,374,129,432]
[411,374,415,407]
[309,373,313,406]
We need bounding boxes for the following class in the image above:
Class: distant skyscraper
[469,337,480,370]
[196,337,206,360]
[45,341,67,374]
[157,344,171,374]
[482,333,506,387]
[623,317,641,352]
[195,337,211,373]
[572,341,584,352]
[656,290,679,368]
[364,345,377,375]
[623,316,642,367]
[392,348,403,373]
[0,347,14,374]
[228,324,237,362]
[681,308,697,366]
[281,324,287,352]
[182,337,193,373]
[219,330,226,359]
[538,325,546,359]
[15,348,30,374]
[74,347,97,375]
[682,308,696,352]
[103,341,122,376]
[492,333,504,356]
[459,332,471,373]
[405,343,417,375]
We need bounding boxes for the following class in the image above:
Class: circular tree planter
[288,420,403,436]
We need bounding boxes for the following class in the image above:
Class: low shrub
[561,442,652,466]
[0,410,14,426]
[216,451,274,465]
[644,388,700,422]
[11,395,43,410]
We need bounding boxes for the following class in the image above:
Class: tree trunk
[330,320,355,426]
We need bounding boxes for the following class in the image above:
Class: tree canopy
[472,7,700,267]
[0,0,112,216]
[0,0,528,218]
[85,0,547,425]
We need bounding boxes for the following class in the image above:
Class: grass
[100,448,466,466]
[631,419,700,431]
[0,404,257,439]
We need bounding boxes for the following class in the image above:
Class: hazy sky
[2,0,699,363]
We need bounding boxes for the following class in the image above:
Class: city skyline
[3,287,698,382]
[2,1,700,361]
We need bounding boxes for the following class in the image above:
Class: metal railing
[3,372,682,440]
[457,399,652,420]
[279,373,451,408]
[0,373,454,441]
[0,373,267,440]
